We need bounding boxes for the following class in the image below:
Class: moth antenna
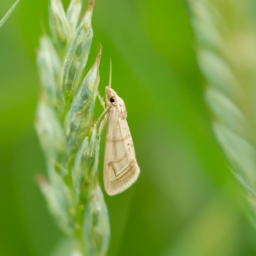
[109,59,112,88]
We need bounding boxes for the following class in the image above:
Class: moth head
[106,86,117,106]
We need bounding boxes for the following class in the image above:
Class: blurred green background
[1,0,256,255]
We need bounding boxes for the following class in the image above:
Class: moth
[99,63,140,196]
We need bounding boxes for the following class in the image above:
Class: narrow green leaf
[0,0,20,29]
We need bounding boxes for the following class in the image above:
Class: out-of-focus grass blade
[189,0,256,223]
[0,0,20,29]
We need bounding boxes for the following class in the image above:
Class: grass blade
[0,0,20,28]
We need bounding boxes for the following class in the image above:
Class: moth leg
[95,105,110,131]
[97,91,106,110]
[99,112,109,134]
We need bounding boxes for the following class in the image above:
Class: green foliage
[36,0,110,255]
[189,0,256,223]
[4,0,256,255]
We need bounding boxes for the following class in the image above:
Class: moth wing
[104,112,140,196]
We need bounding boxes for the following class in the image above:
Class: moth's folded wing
[104,116,139,196]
